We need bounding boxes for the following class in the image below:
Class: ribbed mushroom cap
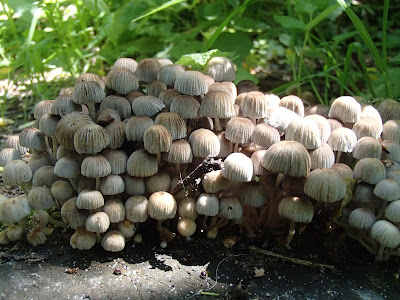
[70,227,97,250]
[309,142,335,169]
[19,127,46,150]
[54,157,80,178]
[73,80,105,105]
[387,170,400,181]
[163,139,193,164]
[147,81,168,97]
[100,95,131,119]
[86,211,110,233]
[262,140,311,177]
[208,82,237,103]
[236,80,257,94]
[177,218,197,237]
[264,106,300,133]
[354,158,386,184]
[117,220,136,239]
[371,220,400,248]
[77,189,104,210]
[385,200,400,223]
[251,123,280,149]
[100,175,125,195]
[125,195,149,223]
[5,135,28,155]
[204,57,235,82]
[178,197,198,220]
[28,153,52,175]
[34,100,54,120]
[157,64,186,87]
[352,118,382,139]
[240,91,268,118]
[145,172,171,194]
[81,155,111,179]
[360,104,383,125]
[352,137,382,159]
[304,114,331,143]
[51,180,73,204]
[278,196,313,223]
[331,163,354,179]
[126,115,154,142]
[328,96,361,123]
[216,131,234,158]
[239,182,267,207]
[136,58,162,83]
[155,112,187,140]
[112,57,138,73]
[304,168,346,203]
[148,191,177,220]
[143,125,172,154]
[376,99,400,123]
[74,123,109,155]
[102,149,127,175]
[348,208,376,230]
[105,67,139,95]
[264,94,280,110]
[51,94,82,116]
[103,198,125,223]
[174,71,209,96]
[225,117,255,145]
[2,160,32,186]
[327,118,344,132]
[28,186,55,210]
[382,120,400,143]
[124,175,145,196]
[251,150,268,175]
[56,112,94,150]
[105,121,126,150]
[101,230,125,252]
[159,89,181,109]
[279,95,304,118]
[373,178,400,202]
[61,197,88,229]
[0,195,31,223]
[382,140,400,162]
[353,182,379,205]
[0,148,22,167]
[126,149,158,177]
[32,166,60,187]
[327,127,357,153]
[76,72,105,88]
[222,153,253,182]
[305,104,330,118]
[39,113,60,137]
[170,95,200,119]
[126,90,145,105]
[286,118,322,150]
[196,193,219,216]
[132,95,165,117]
[189,129,220,157]
[200,91,236,119]
[219,197,243,220]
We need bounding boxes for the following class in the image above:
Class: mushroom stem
[44,136,53,158]
[20,183,30,195]
[274,173,285,188]
[214,118,221,132]
[345,229,377,255]
[156,152,162,165]
[69,177,79,193]
[96,232,102,243]
[336,151,342,163]
[233,143,239,153]
[285,220,296,248]
[95,176,101,191]
[157,219,164,232]
[376,244,385,261]
[52,136,58,163]
[376,201,388,220]
[201,215,208,229]
[87,103,96,120]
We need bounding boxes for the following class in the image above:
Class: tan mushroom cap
[157,65,186,88]
[34,100,54,120]
[81,155,112,178]
[196,193,219,216]
[73,80,105,105]
[51,94,82,116]
[148,191,177,220]
[251,150,268,176]
[70,227,97,250]
[352,118,382,139]
[348,208,376,230]
[28,153,52,175]
[136,58,162,83]
[239,182,267,207]
[327,127,358,153]
[105,67,139,95]
[101,229,126,252]
[354,158,386,184]
[170,95,200,119]
[225,117,255,145]
[382,140,400,162]
[77,189,104,210]
[240,91,269,118]
[304,114,331,143]
[51,180,73,204]
[39,113,60,137]
[331,163,354,179]
[376,99,400,123]
[132,95,165,117]
[278,196,313,223]
[373,178,400,202]
[219,197,243,220]
[382,120,400,143]
[28,186,55,210]
[19,127,46,150]
[286,118,322,150]
[5,135,28,155]
[55,112,93,150]
[178,197,198,220]
[304,168,346,203]
[385,200,400,223]
[126,115,154,142]
[279,95,305,118]
[370,220,400,248]
[264,106,300,133]
[209,82,237,103]
[0,195,31,223]
[202,170,232,193]
[352,137,382,159]
[163,139,193,164]
[125,195,149,223]
[124,175,145,196]
[177,218,197,237]
[155,112,187,140]
[305,104,330,118]
[112,57,138,73]
[86,211,110,233]
[32,166,60,187]
[200,91,236,119]
[159,89,181,109]
[222,152,253,182]
[251,123,280,149]
[143,125,172,155]
[127,149,158,177]
[103,198,125,223]
[54,156,80,178]
[328,96,361,123]
[61,197,88,229]
[174,70,209,96]
[100,175,125,195]
[189,129,220,158]
[100,95,132,119]
[204,57,236,82]
[145,172,171,194]
[2,160,32,186]
[308,142,335,170]
[105,121,126,150]
[262,140,311,177]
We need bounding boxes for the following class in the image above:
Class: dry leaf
[254,267,265,277]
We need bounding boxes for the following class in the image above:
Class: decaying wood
[0,252,48,263]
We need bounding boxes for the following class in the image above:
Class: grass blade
[304,3,340,32]
[130,0,186,23]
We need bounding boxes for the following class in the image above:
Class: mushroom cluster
[0,56,400,260]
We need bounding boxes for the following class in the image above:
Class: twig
[169,156,223,195]
[246,246,335,270]
[0,252,48,263]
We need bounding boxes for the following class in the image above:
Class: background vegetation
[1,0,399,122]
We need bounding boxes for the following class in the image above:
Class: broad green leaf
[371,67,400,99]
[82,0,109,13]
[235,65,258,84]
[213,32,253,62]
[175,49,228,70]
[273,15,305,30]
[389,54,400,63]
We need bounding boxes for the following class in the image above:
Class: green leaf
[332,31,357,43]
[234,65,258,84]
[389,54,400,63]
[175,49,228,70]
[273,15,305,30]
[130,0,186,23]
[295,0,318,15]
[371,67,400,99]
[82,0,109,13]
[213,32,253,62]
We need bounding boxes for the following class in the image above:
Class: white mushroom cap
[348,208,376,230]
[148,191,177,220]
[373,178,400,202]
[385,200,400,223]
[196,193,219,216]
[370,220,400,248]
[0,195,31,223]
[70,227,97,250]
[125,195,149,223]
[278,196,313,223]
[304,168,346,203]
[354,158,386,184]
[219,197,243,220]
[222,153,253,182]
[101,230,126,252]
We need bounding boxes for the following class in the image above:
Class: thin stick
[247,245,335,270]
